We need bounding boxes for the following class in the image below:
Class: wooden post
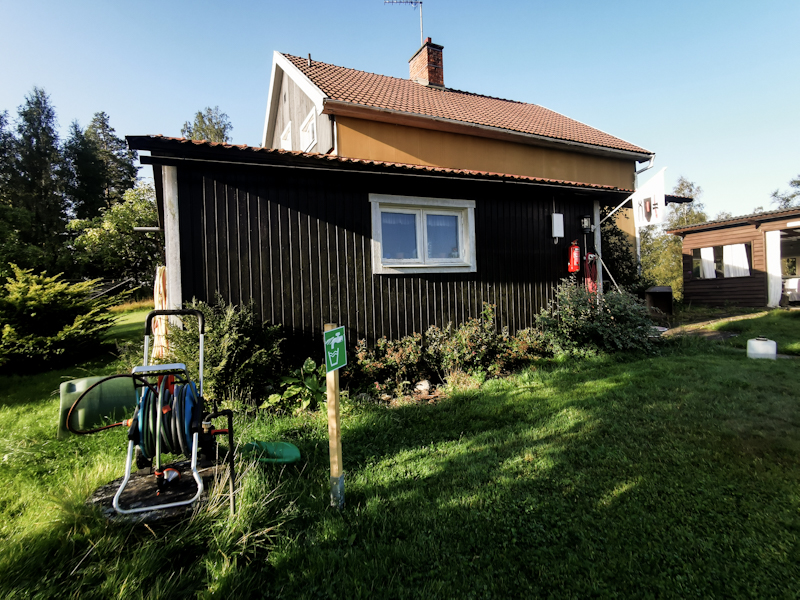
[324,323,344,509]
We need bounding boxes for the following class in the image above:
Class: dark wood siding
[680,224,767,307]
[177,163,594,348]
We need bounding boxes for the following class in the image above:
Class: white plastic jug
[747,337,777,360]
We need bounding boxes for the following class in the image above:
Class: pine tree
[85,111,137,207]
[63,121,106,219]
[6,87,68,271]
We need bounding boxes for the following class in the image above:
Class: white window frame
[369,193,477,274]
[300,108,317,152]
[279,121,292,151]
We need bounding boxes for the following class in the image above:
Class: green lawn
[1,314,799,598]
[710,309,800,355]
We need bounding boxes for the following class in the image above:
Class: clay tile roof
[283,53,650,156]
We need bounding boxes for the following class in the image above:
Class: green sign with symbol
[324,326,347,373]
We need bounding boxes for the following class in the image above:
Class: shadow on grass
[228,345,800,599]
[3,338,799,598]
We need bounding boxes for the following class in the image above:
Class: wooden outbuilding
[667,207,800,307]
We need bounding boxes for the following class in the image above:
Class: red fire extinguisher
[568,240,581,273]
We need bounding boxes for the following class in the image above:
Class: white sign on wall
[632,167,667,228]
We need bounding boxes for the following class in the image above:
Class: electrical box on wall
[552,213,564,240]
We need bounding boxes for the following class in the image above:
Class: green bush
[535,277,656,355]
[353,332,426,395]
[0,264,119,372]
[424,304,507,378]
[166,296,284,404]
[351,304,542,395]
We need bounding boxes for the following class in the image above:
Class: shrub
[167,296,284,403]
[0,264,120,372]
[535,277,656,355]
[350,304,542,395]
[353,332,427,395]
[424,304,506,378]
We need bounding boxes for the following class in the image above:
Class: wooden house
[667,207,800,307]
[128,39,660,347]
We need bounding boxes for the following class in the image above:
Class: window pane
[426,214,460,259]
[382,212,418,259]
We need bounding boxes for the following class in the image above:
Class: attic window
[369,194,476,275]
[279,121,292,151]
[300,109,316,152]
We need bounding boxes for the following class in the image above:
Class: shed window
[370,194,476,274]
[300,109,316,152]
[692,243,752,279]
[279,121,292,151]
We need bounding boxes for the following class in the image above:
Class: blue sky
[1,0,798,218]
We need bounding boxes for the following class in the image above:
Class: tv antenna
[385,1,424,46]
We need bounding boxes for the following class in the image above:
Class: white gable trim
[262,51,327,148]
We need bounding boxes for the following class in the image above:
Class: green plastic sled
[242,441,301,464]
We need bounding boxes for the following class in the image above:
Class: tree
[68,182,163,284]
[640,176,707,301]
[85,112,137,205]
[63,121,106,219]
[181,106,232,143]
[770,174,800,209]
[63,113,137,220]
[5,88,68,272]
[599,206,649,293]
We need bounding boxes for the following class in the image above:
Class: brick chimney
[409,37,444,88]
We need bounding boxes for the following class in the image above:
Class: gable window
[279,121,292,151]
[692,243,752,279]
[370,194,476,274]
[300,109,317,152]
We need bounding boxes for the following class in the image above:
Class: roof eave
[322,99,652,162]
[666,207,800,235]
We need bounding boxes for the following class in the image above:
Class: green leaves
[167,296,284,404]
[0,264,121,371]
[260,358,326,413]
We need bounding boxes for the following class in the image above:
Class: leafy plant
[0,264,121,372]
[262,357,326,413]
[535,277,656,355]
[353,332,427,395]
[350,303,542,396]
[424,304,509,378]
[167,295,284,404]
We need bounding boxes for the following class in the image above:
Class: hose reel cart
[63,309,235,517]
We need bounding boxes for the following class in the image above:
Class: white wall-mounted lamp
[552,213,564,245]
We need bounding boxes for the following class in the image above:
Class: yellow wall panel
[336,116,636,189]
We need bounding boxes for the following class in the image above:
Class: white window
[369,194,476,274]
[300,109,317,152]
[279,121,292,151]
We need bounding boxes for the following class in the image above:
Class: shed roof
[129,135,638,194]
[666,206,800,235]
[279,53,651,157]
